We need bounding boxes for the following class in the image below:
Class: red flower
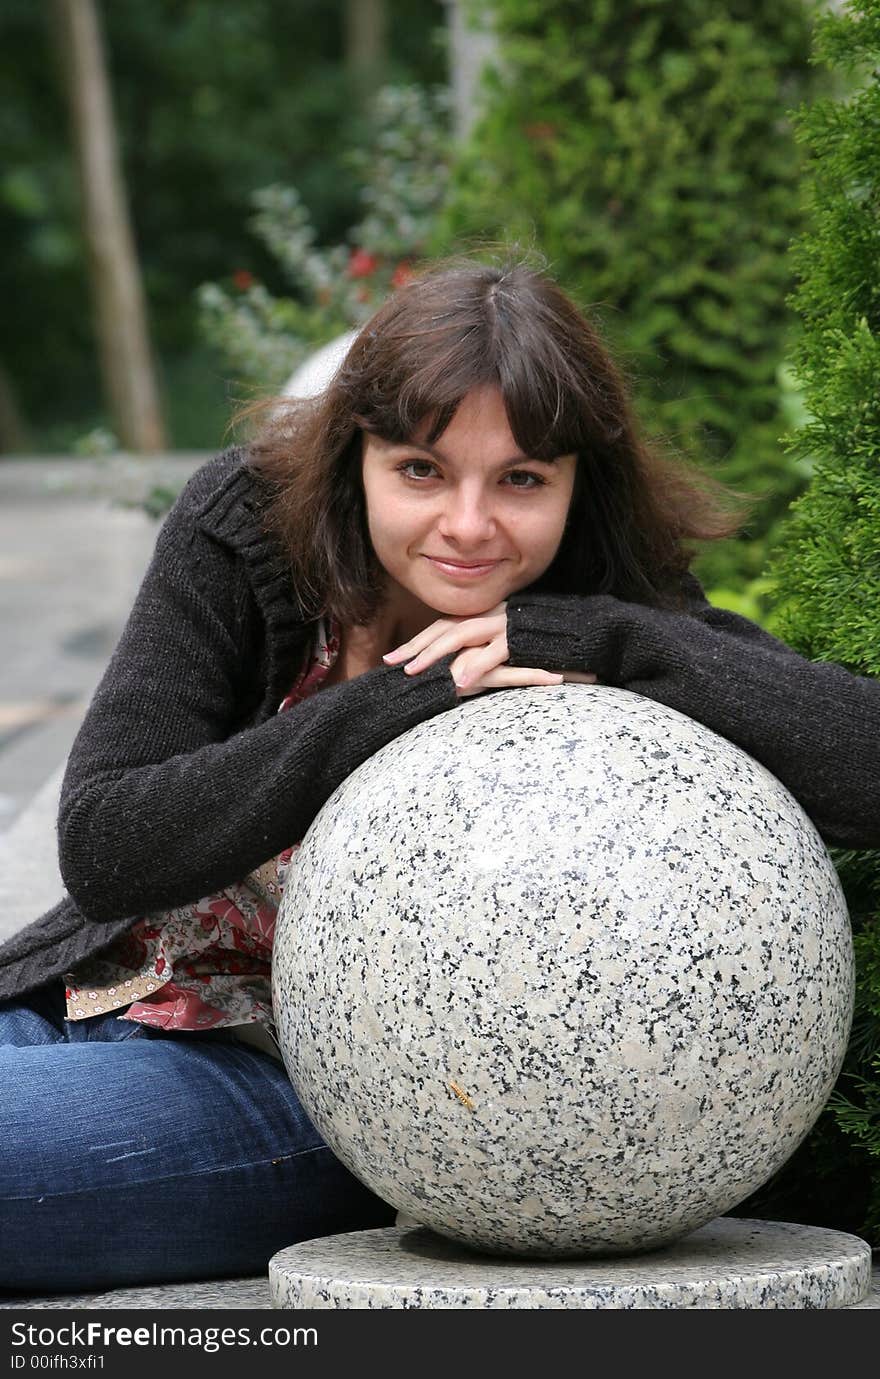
[347,247,379,279]
[232,269,256,290]
[391,260,414,289]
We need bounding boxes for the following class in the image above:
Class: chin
[434,593,506,617]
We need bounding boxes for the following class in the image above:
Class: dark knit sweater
[1,446,878,1002]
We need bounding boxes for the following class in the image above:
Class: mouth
[424,556,502,578]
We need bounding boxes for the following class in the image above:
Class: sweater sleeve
[505,580,880,850]
[57,511,459,925]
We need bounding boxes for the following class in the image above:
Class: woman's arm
[505,582,880,850]
[57,510,459,925]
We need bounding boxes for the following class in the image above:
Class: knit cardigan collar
[189,447,315,724]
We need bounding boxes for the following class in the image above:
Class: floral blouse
[63,616,342,1035]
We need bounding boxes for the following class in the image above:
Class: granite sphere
[272,685,853,1258]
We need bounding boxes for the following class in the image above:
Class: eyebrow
[394,440,563,468]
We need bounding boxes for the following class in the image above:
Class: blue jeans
[0,981,395,1293]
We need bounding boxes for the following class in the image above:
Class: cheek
[552,485,577,537]
[524,502,571,555]
[368,498,419,561]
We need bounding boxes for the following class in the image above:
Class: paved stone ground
[0,767,64,944]
[0,456,206,834]
[0,1276,272,1310]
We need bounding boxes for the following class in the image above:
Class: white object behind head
[282,329,360,400]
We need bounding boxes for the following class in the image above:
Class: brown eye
[506,470,546,489]
[397,461,437,481]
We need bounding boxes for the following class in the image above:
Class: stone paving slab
[0,1277,271,1310]
[0,475,188,831]
[0,454,208,503]
[0,765,64,943]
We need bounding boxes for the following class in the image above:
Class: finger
[456,665,563,695]
[381,621,458,664]
[397,615,506,674]
[454,647,509,689]
[450,651,488,689]
[457,650,574,690]
[382,603,509,665]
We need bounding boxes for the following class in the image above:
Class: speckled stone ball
[272,685,853,1258]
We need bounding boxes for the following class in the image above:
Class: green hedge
[748,0,880,1244]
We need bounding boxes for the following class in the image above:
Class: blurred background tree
[52,0,167,453]
[197,83,452,394]
[0,0,446,454]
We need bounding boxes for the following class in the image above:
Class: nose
[436,483,498,547]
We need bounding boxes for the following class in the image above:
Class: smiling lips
[425,556,502,578]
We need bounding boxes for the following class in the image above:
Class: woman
[1,258,878,1294]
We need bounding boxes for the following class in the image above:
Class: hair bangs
[353,313,501,446]
[498,350,595,462]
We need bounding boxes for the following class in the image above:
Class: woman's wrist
[505,591,595,673]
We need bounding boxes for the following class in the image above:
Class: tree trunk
[52,0,166,453]
[344,0,387,97]
[0,363,31,454]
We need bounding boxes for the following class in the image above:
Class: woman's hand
[382,601,596,699]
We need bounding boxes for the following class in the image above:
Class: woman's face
[361,384,577,638]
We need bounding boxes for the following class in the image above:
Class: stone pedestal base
[269,1218,871,1309]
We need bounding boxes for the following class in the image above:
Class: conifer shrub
[737,0,880,1242]
[437,0,823,606]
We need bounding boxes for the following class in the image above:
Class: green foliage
[758,0,880,1244]
[0,0,446,449]
[198,84,452,391]
[436,0,825,607]
[71,426,118,458]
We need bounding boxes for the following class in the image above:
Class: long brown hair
[242,254,747,626]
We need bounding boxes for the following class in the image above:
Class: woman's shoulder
[150,445,283,578]
[161,445,266,534]
[153,445,317,640]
